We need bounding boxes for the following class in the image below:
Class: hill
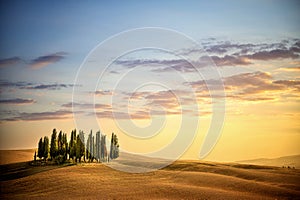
[237,155,300,168]
[1,149,300,199]
[0,149,36,165]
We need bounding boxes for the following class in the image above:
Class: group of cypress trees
[36,128,119,164]
[86,130,108,162]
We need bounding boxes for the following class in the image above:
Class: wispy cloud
[115,58,197,72]
[0,98,35,105]
[273,80,300,91]
[2,110,73,121]
[22,83,74,90]
[247,49,299,60]
[115,39,300,72]
[209,55,252,66]
[30,52,67,69]
[95,110,150,120]
[122,89,197,117]
[0,57,22,68]
[93,90,113,96]
[0,80,33,88]
[187,71,300,102]
[276,66,300,72]
[0,52,67,69]
[62,102,112,110]
[0,80,76,90]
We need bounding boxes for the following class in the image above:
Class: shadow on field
[0,161,74,181]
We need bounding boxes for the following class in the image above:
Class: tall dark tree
[86,130,93,162]
[38,137,44,159]
[96,131,101,162]
[110,133,114,159]
[69,129,77,161]
[43,136,49,161]
[90,131,92,161]
[92,135,95,162]
[57,130,63,156]
[79,131,85,161]
[86,132,90,162]
[34,151,37,161]
[114,134,119,159]
[76,130,85,162]
[50,129,58,160]
[62,133,68,160]
[101,135,107,161]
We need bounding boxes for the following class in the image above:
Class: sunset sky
[0,0,299,162]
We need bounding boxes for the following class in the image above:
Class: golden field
[0,150,299,199]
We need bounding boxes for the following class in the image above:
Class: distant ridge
[237,155,300,168]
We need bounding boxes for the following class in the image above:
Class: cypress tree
[50,128,58,160]
[86,133,90,162]
[38,137,44,159]
[110,132,114,159]
[58,130,63,156]
[62,133,68,160]
[43,136,49,161]
[69,129,77,161]
[79,131,85,162]
[96,131,100,162]
[34,151,37,162]
[76,131,85,162]
[110,133,119,160]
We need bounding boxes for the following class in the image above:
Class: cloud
[247,49,299,60]
[125,90,179,108]
[0,80,33,88]
[228,96,276,102]
[273,80,300,91]
[200,44,299,67]
[203,41,257,55]
[62,102,112,110]
[225,72,300,101]
[193,39,300,67]
[115,59,190,68]
[95,110,151,120]
[0,98,35,105]
[93,90,113,96]
[209,55,252,66]
[0,80,76,90]
[201,40,294,55]
[2,110,73,121]
[187,71,300,102]
[0,57,22,68]
[30,52,67,69]
[115,58,199,73]
[113,39,300,71]
[224,71,282,98]
[121,89,198,118]
[22,83,74,90]
[277,67,300,72]
[224,71,272,87]
[109,70,120,74]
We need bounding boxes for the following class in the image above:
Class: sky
[0,0,299,162]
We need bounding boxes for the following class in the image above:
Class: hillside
[0,149,36,165]
[237,155,300,169]
[1,149,300,199]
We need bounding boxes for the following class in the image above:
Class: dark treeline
[35,129,119,164]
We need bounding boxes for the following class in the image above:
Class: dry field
[1,150,299,199]
[0,149,36,165]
